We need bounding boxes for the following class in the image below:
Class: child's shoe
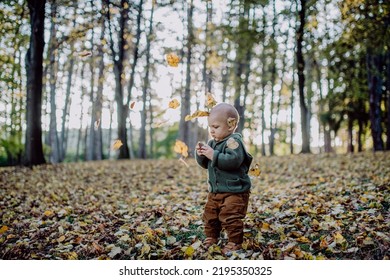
[222,242,241,256]
[203,237,218,249]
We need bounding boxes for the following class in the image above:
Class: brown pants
[202,192,250,244]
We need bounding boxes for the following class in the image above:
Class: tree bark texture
[296,0,310,153]
[24,0,46,166]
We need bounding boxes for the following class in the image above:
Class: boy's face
[208,113,234,142]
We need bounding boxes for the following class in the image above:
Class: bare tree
[24,0,46,166]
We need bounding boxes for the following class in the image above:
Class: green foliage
[153,124,179,159]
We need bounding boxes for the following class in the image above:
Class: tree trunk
[139,1,155,159]
[125,0,143,159]
[107,0,129,159]
[24,0,46,166]
[91,13,105,160]
[178,0,194,147]
[260,12,267,157]
[386,50,390,150]
[347,115,354,153]
[60,31,75,162]
[48,1,60,163]
[75,64,87,162]
[366,51,384,151]
[296,0,310,153]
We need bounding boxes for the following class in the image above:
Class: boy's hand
[196,142,214,160]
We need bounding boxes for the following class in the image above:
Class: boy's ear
[227,117,237,130]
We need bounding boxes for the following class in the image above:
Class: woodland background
[0,0,389,166]
[0,0,389,261]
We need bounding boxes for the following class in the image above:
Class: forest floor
[0,152,389,260]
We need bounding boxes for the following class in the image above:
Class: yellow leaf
[168,98,180,109]
[249,164,261,177]
[66,252,78,260]
[205,92,217,109]
[185,110,210,121]
[261,222,270,231]
[184,246,195,257]
[140,243,150,257]
[320,238,328,249]
[174,140,188,158]
[297,236,311,243]
[0,225,8,234]
[44,210,54,217]
[333,232,346,244]
[166,52,180,67]
[57,235,66,243]
[112,139,123,150]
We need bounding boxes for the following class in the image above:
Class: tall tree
[47,0,60,163]
[24,0,46,166]
[106,0,130,159]
[139,0,155,159]
[178,0,194,146]
[296,0,310,153]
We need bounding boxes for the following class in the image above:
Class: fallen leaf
[0,225,8,234]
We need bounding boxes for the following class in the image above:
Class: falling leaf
[79,50,92,57]
[166,52,180,67]
[94,119,100,130]
[205,92,217,109]
[112,139,123,150]
[168,98,180,109]
[130,101,136,110]
[174,140,188,158]
[185,110,210,121]
[249,164,261,177]
[153,120,169,128]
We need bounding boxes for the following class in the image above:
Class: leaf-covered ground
[0,152,389,260]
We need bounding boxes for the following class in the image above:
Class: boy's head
[208,103,239,142]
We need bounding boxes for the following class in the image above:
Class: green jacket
[195,133,253,193]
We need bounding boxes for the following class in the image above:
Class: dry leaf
[112,139,123,150]
[79,50,92,57]
[205,92,217,109]
[185,110,210,121]
[174,140,188,158]
[249,164,261,177]
[166,53,180,67]
[94,119,100,130]
[0,225,8,234]
[130,101,136,109]
[168,98,180,109]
